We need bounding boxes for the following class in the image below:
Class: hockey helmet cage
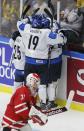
[26,73,40,88]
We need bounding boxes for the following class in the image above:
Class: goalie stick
[42,90,75,116]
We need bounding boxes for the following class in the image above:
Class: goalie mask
[26,73,40,96]
[31,14,50,28]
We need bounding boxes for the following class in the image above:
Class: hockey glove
[9,31,20,47]
[12,31,21,41]
[49,32,57,39]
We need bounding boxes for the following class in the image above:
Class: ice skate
[40,102,47,111]
[46,101,58,110]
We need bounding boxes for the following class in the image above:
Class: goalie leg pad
[20,124,32,131]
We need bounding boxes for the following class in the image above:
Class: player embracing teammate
[8,1,66,111]
[2,1,83,130]
[16,13,65,110]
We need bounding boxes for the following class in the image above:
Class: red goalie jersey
[2,85,36,130]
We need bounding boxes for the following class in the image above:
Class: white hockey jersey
[9,36,25,70]
[17,20,65,60]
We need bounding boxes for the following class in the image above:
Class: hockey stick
[48,0,55,17]
[21,0,31,19]
[21,4,31,19]
[48,0,60,23]
[43,90,75,116]
[32,8,40,16]
[57,0,60,23]
[44,8,54,87]
[43,8,53,87]
[44,8,53,28]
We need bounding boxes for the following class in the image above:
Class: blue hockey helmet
[31,14,50,28]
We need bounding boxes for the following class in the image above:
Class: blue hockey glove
[48,32,57,39]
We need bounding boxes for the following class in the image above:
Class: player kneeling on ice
[1,73,48,131]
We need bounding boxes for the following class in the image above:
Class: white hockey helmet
[26,73,40,96]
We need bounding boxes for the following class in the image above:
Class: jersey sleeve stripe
[2,121,20,130]
[2,121,10,127]
[2,117,27,128]
[14,102,27,108]
[2,121,19,129]
[3,115,16,123]
[15,107,28,114]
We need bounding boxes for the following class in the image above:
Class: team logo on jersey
[36,60,44,64]
[20,94,25,100]
[30,29,41,34]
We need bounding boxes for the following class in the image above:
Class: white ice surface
[0,92,84,131]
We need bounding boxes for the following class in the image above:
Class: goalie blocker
[29,106,48,125]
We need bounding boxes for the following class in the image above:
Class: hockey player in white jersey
[9,31,25,90]
[17,14,65,110]
[45,21,66,109]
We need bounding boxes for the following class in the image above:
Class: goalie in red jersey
[2,73,48,131]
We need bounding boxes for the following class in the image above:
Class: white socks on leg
[38,85,47,104]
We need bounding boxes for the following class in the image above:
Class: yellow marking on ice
[0,86,84,112]
[71,102,84,112]
[56,98,66,107]
[56,98,84,112]
[0,85,13,94]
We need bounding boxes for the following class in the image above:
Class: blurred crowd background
[0,0,20,37]
[0,0,83,38]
